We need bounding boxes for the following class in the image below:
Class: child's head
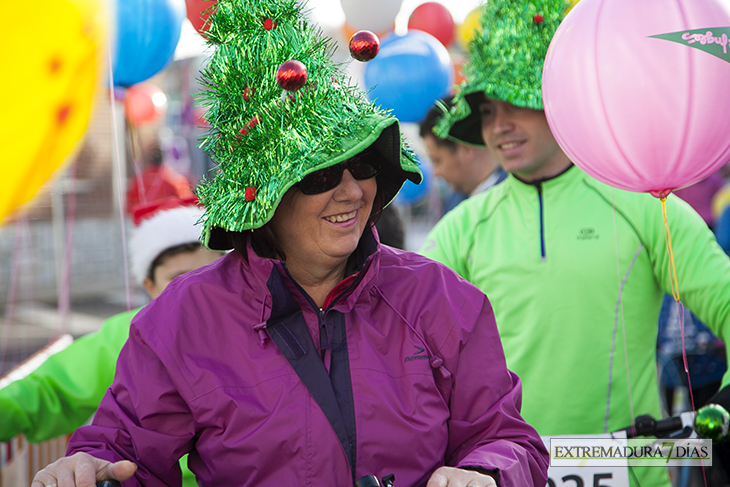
[130,198,223,298]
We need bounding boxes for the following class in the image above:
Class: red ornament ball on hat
[276,60,308,91]
[533,14,544,24]
[263,18,277,30]
[349,30,380,62]
[245,187,257,201]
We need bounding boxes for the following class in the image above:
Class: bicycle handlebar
[355,474,396,487]
[96,473,396,486]
[615,411,698,439]
[617,414,687,439]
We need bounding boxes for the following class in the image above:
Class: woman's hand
[426,466,498,487]
[31,452,137,487]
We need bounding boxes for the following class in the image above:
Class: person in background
[419,96,506,215]
[420,0,730,485]
[673,171,725,230]
[125,141,195,215]
[374,204,406,250]
[0,196,222,487]
[713,163,730,253]
[31,0,548,485]
[716,204,730,254]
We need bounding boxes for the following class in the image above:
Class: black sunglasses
[297,153,381,195]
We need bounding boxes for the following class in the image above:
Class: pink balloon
[543,0,730,197]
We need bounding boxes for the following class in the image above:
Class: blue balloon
[113,0,186,87]
[396,157,431,205]
[363,31,454,123]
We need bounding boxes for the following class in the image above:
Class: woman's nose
[334,169,365,199]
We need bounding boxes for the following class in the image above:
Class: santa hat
[130,196,204,285]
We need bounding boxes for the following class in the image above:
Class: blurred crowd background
[0,0,487,376]
[1,0,729,415]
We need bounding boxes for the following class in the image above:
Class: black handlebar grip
[96,481,121,487]
[653,416,684,436]
[355,475,382,487]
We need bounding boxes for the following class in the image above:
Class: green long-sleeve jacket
[0,307,196,486]
[1,309,139,442]
[421,166,730,485]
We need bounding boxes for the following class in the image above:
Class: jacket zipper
[279,262,365,360]
[318,307,328,360]
[317,277,360,360]
[536,182,546,261]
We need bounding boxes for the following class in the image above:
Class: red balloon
[349,30,380,62]
[185,0,216,35]
[276,60,308,92]
[407,2,455,47]
[124,83,167,125]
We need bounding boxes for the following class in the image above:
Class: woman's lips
[324,210,357,224]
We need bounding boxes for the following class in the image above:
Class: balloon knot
[649,189,673,199]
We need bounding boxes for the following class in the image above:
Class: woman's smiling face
[269,167,377,273]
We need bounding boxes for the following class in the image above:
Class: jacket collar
[508,163,583,192]
[244,224,381,314]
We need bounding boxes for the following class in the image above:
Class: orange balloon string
[660,197,681,302]
[661,197,698,418]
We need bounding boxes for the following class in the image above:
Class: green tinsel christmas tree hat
[435,0,571,146]
[194,0,422,249]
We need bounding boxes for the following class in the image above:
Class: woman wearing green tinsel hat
[31,1,549,486]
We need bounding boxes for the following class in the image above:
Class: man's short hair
[419,96,457,150]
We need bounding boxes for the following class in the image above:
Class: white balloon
[340,0,403,32]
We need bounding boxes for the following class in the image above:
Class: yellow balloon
[0,0,107,224]
[567,0,581,14]
[456,7,482,52]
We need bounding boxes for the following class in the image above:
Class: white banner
[543,434,630,487]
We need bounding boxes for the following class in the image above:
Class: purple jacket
[68,228,548,486]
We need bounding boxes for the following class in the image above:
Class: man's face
[423,134,471,194]
[479,97,569,182]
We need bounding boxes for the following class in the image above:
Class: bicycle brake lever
[666,425,694,439]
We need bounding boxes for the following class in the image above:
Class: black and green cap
[195,0,422,249]
[435,0,572,146]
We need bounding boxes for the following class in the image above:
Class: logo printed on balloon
[651,27,730,62]
[682,31,729,53]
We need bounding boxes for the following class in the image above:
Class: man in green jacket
[420,0,730,485]
[0,197,222,486]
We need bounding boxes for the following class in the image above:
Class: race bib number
[542,434,630,487]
